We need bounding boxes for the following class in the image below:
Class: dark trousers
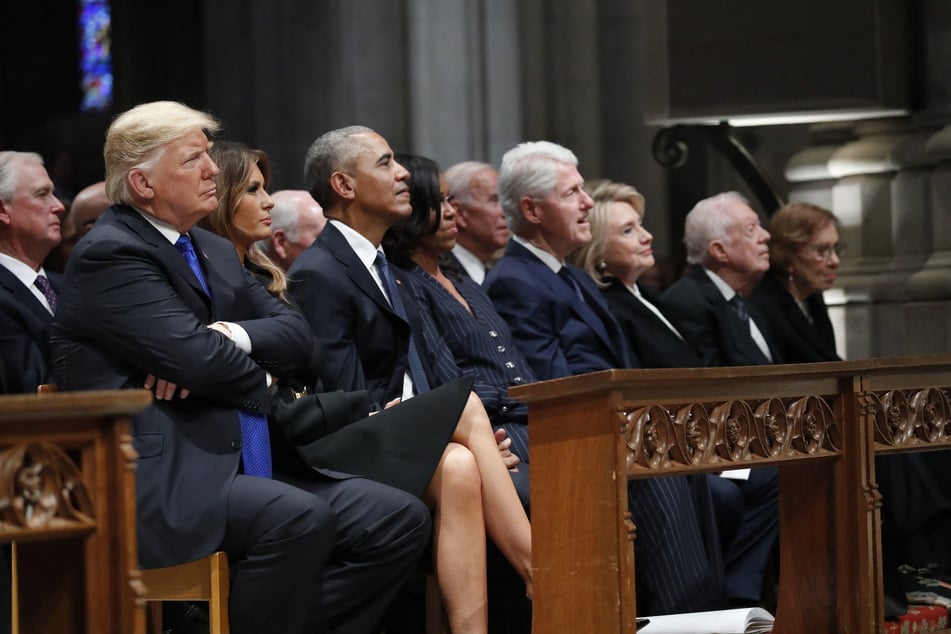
[714,467,780,602]
[223,472,431,634]
[629,475,728,615]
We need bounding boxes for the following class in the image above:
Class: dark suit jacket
[750,272,840,363]
[0,265,58,394]
[484,240,632,380]
[51,205,314,568]
[661,265,782,367]
[601,278,704,369]
[287,222,438,408]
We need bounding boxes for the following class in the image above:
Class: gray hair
[498,141,578,235]
[103,101,221,206]
[303,125,376,210]
[684,191,749,265]
[0,151,44,202]
[444,161,494,202]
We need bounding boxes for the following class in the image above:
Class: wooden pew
[0,389,151,634]
[510,356,951,634]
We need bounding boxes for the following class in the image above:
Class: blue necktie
[374,252,431,394]
[175,234,272,478]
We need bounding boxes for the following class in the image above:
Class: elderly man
[51,102,431,634]
[443,161,509,283]
[662,191,780,366]
[257,189,326,271]
[661,191,781,607]
[485,141,728,616]
[0,151,65,394]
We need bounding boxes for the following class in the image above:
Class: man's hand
[144,374,190,400]
[495,428,520,471]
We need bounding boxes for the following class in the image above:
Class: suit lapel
[0,266,52,326]
[322,223,405,323]
[690,267,771,365]
[509,242,625,366]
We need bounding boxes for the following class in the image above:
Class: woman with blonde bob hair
[571,180,703,368]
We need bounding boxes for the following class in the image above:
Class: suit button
[500,405,510,413]
[231,440,242,450]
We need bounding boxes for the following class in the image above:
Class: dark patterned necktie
[730,295,750,323]
[375,252,431,394]
[34,274,57,313]
[175,234,271,478]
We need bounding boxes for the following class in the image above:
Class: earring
[787,268,794,284]
[596,260,607,272]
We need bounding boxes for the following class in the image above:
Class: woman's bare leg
[452,392,533,598]
[424,442,488,634]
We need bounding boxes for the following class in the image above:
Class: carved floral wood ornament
[0,442,95,529]
[621,395,842,473]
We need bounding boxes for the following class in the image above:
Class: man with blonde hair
[52,101,431,634]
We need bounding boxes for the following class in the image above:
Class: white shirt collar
[451,244,486,284]
[136,209,185,245]
[0,252,43,286]
[512,235,563,274]
[0,253,53,314]
[702,267,738,302]
[330,219,380,272]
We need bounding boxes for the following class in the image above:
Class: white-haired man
[256,189,325,271]
[661,191,781,607]
[443,161,509,283]
[0,151,65,394]
[485,140,729,616]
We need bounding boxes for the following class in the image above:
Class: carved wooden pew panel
[511,356,951,634]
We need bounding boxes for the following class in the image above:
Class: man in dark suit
[443,161,509,284]
[661,191,781,607]
[0,151,65,395]
[485,141,728,616]
[52,103,431,634]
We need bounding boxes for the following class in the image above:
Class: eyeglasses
[803,243,846,261]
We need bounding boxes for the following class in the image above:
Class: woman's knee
[439,443,482,494]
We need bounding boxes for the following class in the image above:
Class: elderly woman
[571,180,703,368]
[749,202,841,362]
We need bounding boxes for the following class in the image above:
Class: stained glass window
[79,0,112,111]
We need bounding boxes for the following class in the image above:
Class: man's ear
[519,196,542,226]
[271,229,288,260]
[708,239,729,264]
[127,169,154,201]
[330,172,355,200]
[453,205,470,230]
[0,198,11,228]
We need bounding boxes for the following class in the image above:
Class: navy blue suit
[0,265,58,394]
[288,222,438,407]
[661,264,782,603]
[52,205,430,634]
[486,240,728,615]
[484,240,633,375]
